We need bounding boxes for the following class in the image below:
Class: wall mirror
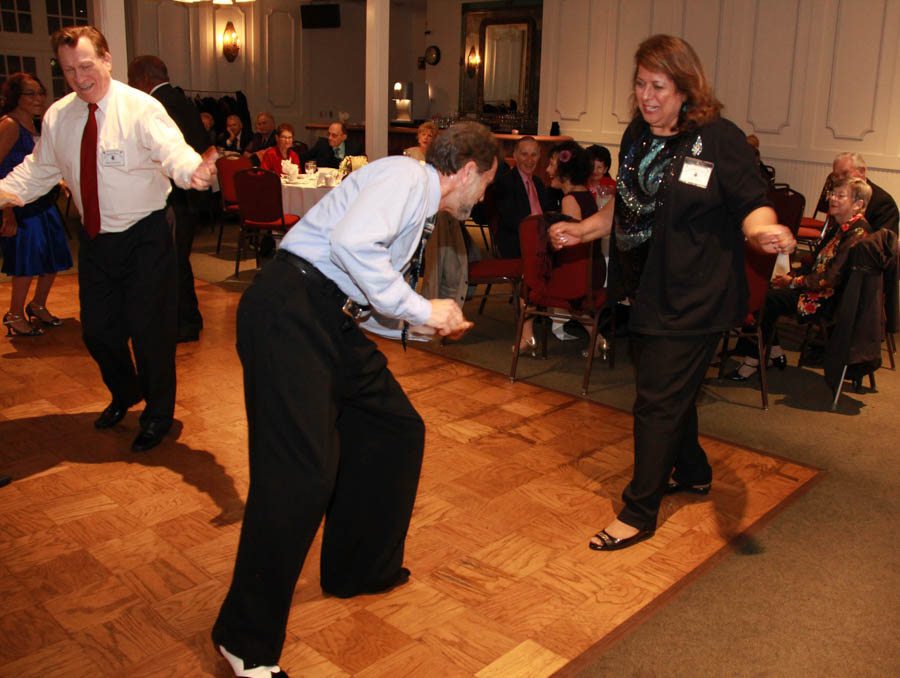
[459,2,542,133]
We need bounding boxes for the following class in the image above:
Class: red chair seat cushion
[797,226,823,240]
[469,258,522,279]
[244,213,301,230]
[530,288,607,309]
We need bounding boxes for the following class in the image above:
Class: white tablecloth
[281,180,333,219]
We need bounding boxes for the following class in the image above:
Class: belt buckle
[341,298,365,319]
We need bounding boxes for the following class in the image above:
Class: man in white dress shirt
[210,122,497,678]
[0,26,216,452]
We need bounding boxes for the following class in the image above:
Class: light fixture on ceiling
[222,21,240,61]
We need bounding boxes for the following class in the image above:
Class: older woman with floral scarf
[727,175,872,380]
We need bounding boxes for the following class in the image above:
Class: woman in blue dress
[1,73,73,337]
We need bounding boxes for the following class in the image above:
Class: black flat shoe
[665,480,711,495]
[589,529,654,551]
[94,400,135,429]
[724,366,757,382]
[325,567,411,599]
[131,419,172,452]
[771,354,787,370]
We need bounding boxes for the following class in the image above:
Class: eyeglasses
[279,135,294,141]
[22,90,47,97]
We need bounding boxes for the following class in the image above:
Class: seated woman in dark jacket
[728,175,872,380]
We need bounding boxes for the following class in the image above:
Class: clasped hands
[190,147,219,190]
[409,298,473,341]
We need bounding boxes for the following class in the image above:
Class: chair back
[744,244,777,318]
[234,168,286,225]
[767,183,806,237]
[216,155,252,205]
[518,214,604,305]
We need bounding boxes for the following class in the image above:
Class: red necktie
[80,103,100,238]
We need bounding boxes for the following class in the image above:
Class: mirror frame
[459,4,542,128]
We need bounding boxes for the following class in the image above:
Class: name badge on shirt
[100,150,125,166]
[679,157,713,188]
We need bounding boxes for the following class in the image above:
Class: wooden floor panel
[0,275,819,677]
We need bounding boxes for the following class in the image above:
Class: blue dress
[0,117,73,277]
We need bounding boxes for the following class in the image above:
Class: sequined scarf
[614,130,682,251]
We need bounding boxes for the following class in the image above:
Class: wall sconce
[222,21,240,62]
[466,46,480,78]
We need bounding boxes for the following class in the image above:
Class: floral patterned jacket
[791,213,870,317]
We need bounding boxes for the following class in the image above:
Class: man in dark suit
[493,136,548,257]
[243,112,276,160]
[128,55,211,343]
[832,152,898,234]
[300,121,362,169]
[218,114,252,154]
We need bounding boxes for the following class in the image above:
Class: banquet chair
[232,168,300,278]
[796,177,831,252]
[467,184,523,318]
[768,183,805,239]
[510,214,614,396]
[717,244,778,409]
[215,155,252,255]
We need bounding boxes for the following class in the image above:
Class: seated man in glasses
[300,121,362,169]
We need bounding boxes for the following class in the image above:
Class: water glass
[305,161,317,175]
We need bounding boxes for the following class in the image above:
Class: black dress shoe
[94,400,136,429]
[665,480,712,495]
[589,529,654,551]
[131,420,172,452]
[0,474,11,488]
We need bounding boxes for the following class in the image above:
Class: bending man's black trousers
[618,332,720,531]
[212,255,425,666]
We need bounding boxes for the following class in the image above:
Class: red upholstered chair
[510,214,614,396]
[232,168,300,278]
[717,244,778,409]
[797,177,831,252]
[215,155,252,255]
[467,184,522,318]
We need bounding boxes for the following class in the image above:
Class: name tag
[679,157,713,188]
[100,150,125,166]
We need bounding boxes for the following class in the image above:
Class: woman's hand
[742,206,796,254]
[1,208,18,237]
[549,221,584,250]
[771,274,792,289]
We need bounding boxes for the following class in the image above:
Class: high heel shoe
[580,335,608,360]
[25,302,62,327]
[3,312,44,337]
[513,335,539,358]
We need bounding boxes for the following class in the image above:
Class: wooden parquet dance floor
[0,275,820,677]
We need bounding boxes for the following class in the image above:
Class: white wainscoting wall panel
[266,10,298,110]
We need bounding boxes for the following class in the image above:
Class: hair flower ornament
[558,150,572,163]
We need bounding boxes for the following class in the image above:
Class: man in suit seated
[218,114,251,154]
[831,152,898,234]
[300,121,362,169]
[493,136,548,258]
[243,111,276,159]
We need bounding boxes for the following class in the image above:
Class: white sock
[219,645,283,678]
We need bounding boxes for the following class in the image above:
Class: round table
[281,178,333,218]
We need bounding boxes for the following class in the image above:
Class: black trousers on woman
[212,253,425,666]
[618,332,720,531]
[77,209,177,424]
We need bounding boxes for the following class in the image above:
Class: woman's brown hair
[630,34,722,133]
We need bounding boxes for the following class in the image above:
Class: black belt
[276,250,371,319]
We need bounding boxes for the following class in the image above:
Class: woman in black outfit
[549,35,795,550]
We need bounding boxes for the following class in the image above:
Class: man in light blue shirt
[212,123,498,678]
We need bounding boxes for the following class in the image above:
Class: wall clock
[424,45,441,66]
